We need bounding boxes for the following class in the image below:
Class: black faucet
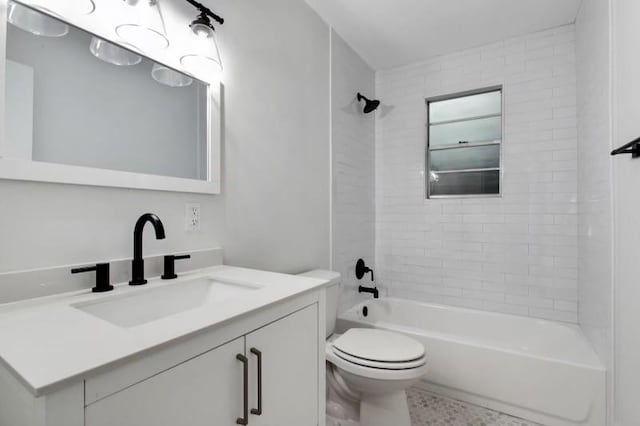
[356,258,378,298]
[358,285,379,299]
[130,213,166,286]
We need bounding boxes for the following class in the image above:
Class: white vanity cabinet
[85,337,245,426]
[85,305,318,426]
[246,304,318,426]
[0,286,326,426]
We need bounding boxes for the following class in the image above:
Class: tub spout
[359,285,379,299]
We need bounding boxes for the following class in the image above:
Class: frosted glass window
[430,116,502,147]
[429,170,500,196]
[430,91,501,123]
[426,87,502,198]
[430,145,500,171]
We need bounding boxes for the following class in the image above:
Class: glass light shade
[68,0,95,15]
[151,64,193,87]
[116,0,169,52]
[90,37,142,66]
[45,0,95,15]
[180,30,223,79]
[7,1,69,37]
[17,0,95,18]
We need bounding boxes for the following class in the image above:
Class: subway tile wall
[576,0,613,409]
[331,30,377,312]
[375,25,578,322]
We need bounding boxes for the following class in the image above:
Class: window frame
[425,85,504,199]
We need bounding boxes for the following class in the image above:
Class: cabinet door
[85,337,244,426]
[246,305,318,426]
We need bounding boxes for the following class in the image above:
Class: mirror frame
[0,0,221,194]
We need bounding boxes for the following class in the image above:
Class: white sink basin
[72,278,261,328]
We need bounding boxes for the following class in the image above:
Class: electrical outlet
[185,203,201,231]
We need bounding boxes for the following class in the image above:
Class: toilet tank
[297,270,341,338]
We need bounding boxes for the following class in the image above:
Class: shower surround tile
[375,25,578,322]
[331,30,376,313]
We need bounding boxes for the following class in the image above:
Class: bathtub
[337,298,605,426]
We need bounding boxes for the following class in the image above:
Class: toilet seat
[332,346,426,370]
[326,329,428,382]
[332,328,425,363]
[326,343,428,382]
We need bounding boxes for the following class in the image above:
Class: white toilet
[299,270,428,426]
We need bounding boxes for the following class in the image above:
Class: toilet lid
[332,328,425,363]
[332,347,427,370]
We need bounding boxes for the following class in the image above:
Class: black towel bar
[611,136,640,158]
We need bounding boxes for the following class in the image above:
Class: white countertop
[0,265,329,396]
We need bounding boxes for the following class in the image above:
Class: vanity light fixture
[180,0,224,77]
[151,63,193,87]
[117,0,169,52]
[90,37,143,66]
[7,1,69,37]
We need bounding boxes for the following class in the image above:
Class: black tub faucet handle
[355,258,374,281]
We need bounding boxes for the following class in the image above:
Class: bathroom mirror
[0,0,221,194]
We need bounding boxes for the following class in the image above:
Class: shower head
[357,92,380,114]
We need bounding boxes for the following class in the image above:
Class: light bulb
[191,23,213,38]
[189,14,214,38]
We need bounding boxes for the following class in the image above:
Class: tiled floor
[326,387,544,426]
[407,387,543,426]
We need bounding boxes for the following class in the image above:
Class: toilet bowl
[298,270,427,426]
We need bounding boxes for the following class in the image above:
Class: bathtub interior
[340,298,602,368]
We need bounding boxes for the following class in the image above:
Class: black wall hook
[611,136,640,158]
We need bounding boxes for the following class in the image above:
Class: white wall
[575,0,614,422]
[0,0,331,278]
[375,25,579,322]
[611,2,640,424]
[330,30,376,312]
[215,0,330,273]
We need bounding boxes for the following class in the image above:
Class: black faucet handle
[161,254,192,280]
[355,258,374,281]
[72,263,114,293]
